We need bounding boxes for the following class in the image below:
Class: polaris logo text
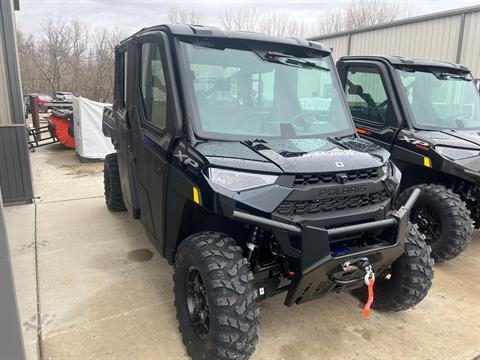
[318,185,367,197]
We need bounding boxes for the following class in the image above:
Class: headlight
[208,168,278,192]
[381,161,392,176]
[383,161,401,194]
[436,146,480,160]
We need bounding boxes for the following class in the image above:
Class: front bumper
[232,188,420,306]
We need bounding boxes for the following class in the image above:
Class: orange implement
[50,115,75,149]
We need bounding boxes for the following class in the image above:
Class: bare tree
[347,0,403,29]
[16,29,43,94]
[65,19,89,95]
[220,7,260,31]
[168,7,203,25]
[83,29,112,102]
[259,12,308,38]
[33,17,73,95]
[16,16,122,102]
[316,9,349,35]
[316,0,411,35]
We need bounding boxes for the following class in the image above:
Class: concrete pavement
[4,143,480,360]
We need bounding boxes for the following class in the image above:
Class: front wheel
[397,184,473,262]
[174,232,259,360]
[353,222,434,311]
[104,153,126,212]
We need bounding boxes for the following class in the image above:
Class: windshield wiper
[434,72,472,81]
[263,51,330,71]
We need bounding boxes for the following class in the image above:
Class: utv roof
[120,24,331,53]
[340,55,470,72]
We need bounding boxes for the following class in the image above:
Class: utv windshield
[397,68,480,130]
[179,40,354,140]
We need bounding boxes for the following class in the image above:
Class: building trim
[0,0,24,125]
[346,33,352,55]
[456,13,466,63]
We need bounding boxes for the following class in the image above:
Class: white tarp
[73,97,114,160]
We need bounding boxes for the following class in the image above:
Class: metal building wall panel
[316,35,349,59]
[0,0,33,204]
[349,16,461,62]
[460,12,480,78]
[0,126,33,203]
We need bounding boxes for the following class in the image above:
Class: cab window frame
[114,47,128,109]
[135,37,169,135]
[344,63,400,129]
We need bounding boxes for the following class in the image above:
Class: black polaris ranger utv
[337,56,476,262]
[102,26,433,360]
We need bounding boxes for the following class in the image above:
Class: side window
[116,50,127,108]
[139,43,167,130]
[345,67,391,126]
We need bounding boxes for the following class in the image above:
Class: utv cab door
[114,47,138,216]
[337,60,402,151]
[127,32,176,250]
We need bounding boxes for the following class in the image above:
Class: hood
[196,137,389,173]
[414,130,480,149]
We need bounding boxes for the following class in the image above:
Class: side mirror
[348,84,364,95]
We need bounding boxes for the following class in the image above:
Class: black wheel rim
[185,267,210,339]
[411,205,442,244]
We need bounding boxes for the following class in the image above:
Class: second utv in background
[338,56,476,262]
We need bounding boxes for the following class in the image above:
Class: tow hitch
[342,258,376,317]
[362,263,375,317]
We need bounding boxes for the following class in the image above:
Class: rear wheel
[397,184,473,262]
[174,232,259,360]
[104,153,126,212]
[353,222,434,311]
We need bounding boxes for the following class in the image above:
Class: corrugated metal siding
[0,0,33,204]
[0,126,33,203]
[311,7,480,78]
[460,12,480,78]
[316,35,349,59]
[349,16,461,62]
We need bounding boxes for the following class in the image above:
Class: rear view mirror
[348,84,364,95]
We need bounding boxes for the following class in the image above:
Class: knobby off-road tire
[397,184,473,262]
[354,223,434,311]
[104,153,126,212]
[174,232,259,360]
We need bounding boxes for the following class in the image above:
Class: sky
[15,0,480,36]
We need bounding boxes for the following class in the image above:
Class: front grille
[275,190,389,216]
[294,168,379,186]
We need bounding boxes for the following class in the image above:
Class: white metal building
[308,5,480,80]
